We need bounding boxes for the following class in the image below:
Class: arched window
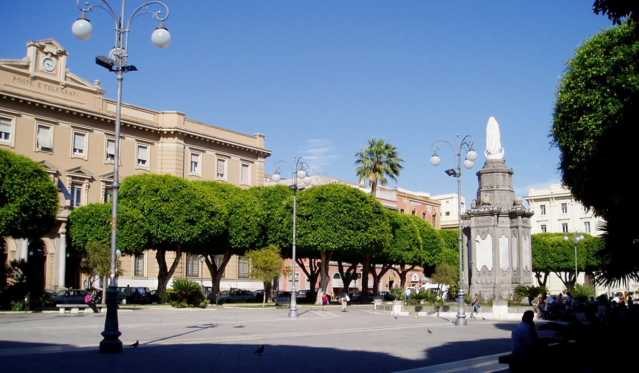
[333,273,341,280]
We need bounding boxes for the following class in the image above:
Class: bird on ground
[254,345,265,355]
[427,328,432,334]
[131,340,139,348]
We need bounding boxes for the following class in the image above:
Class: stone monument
[462,117,533,301]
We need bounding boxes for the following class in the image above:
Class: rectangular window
[584,221,591,233]
[288,272,300,286]
[72,132,86,156]
[103,184,113,203]
[186,254,200,277]
[540,205,546,215]
[562,223,569,233]
[541,224,547,233]
[216,158,227,180]
[136,144,149,168]
[238,257,250,279]
[561,203,568,214]
[106,139,115,162]
[134,254,144,277]
[36,124,53,151]
[70,184,82,208]
[190,152,201,175]
[0,117,12,143]
[240,163,251,185]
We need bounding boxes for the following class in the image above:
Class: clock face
[41,57,56,73]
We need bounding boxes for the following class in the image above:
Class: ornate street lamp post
[71,0,171,353]
[564,233,584,288]
[271,158,311,318]
[430,136,477,326]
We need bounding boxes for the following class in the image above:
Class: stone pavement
[0,306,516,372]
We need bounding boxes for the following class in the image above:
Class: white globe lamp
[151,27,171,48]
[72,18,93,40]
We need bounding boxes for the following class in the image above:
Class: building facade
[0,40,270,291]
[432,193,466,229]
[523,184,605,236]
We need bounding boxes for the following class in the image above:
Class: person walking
[471,293,481,319]
[341,293,350,312]
[510,311,541,372]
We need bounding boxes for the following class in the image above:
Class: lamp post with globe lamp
[71,0,172,353]
[271,157,312,318]
[430,136,477,326]
[564,233,584,288]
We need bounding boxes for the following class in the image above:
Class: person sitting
[510,310,540,371]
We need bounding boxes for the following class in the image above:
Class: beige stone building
[0,39,270,291]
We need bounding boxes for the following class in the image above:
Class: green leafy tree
[431,263,458,299]
[79,240,123,304]
[246,245,284,306]
[0,149,57,292]
[190,181,259,303]
[119,174,220,296]
[593,0,639,24]
[294,184,391,302]
[436,229,460,273]
[0,149,58,239]
[552,22,639,283]
[385,212,422,291]
[355,139,403,197]
[532,233,603,290]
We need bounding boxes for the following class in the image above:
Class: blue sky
[0,1,611,202]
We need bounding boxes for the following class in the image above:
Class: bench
[56,304,102,314]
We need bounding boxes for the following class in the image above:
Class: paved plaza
[0,306,516,372]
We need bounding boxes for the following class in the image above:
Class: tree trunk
[395,264,415,289]
[370,263,392,296]
[337,261,357,293]
[370,177,378,197]
[101,275,107,305]
[361,255,371,297]
[534,272,549,287]
[296,258,320,300]
[262,281,267,307]
[315,252,331,304]
[204,252,232,304]
[555,271,576,291]
[156,248,182,298]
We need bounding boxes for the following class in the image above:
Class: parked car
[274,291,309,306]
[125,287,154,304]
[53,289,89,305]
[214,289,258,305]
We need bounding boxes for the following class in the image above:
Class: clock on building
[41,57,57,73]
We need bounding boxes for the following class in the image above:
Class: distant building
[432,194,466,229]
[523,184,605,236]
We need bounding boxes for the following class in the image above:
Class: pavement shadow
[0,335,518,373]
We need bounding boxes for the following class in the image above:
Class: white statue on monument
[485,116,505,160]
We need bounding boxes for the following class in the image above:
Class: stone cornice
[0,92,272,158]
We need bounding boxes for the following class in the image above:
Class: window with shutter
[216,158,227,180]
[190,153,200,175]
[106,140,115,161]
[37,125,53,151]
[73,132,86,156]
[137,144,149,167]
[0,118,11,143]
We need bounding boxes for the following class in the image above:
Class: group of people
[531,290,636,322]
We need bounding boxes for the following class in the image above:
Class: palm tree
[355,139,403,197]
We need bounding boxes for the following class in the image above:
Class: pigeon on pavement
[131,340,139,348]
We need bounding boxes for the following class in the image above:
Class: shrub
[513,285,548,305]
[573,284,595,301]
[390,287,404,301]
[169,278,206,308]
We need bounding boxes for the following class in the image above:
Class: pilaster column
[57,225,67,289]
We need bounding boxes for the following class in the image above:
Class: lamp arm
[76,0,118,21]
[126,0,170,31]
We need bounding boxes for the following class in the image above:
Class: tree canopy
[593,0,639,24]
[532,233,603,289]
[552,21,639,282]
[67,203,147,256]
[0,149,58,238]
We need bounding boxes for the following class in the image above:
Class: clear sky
[0,1,611,203]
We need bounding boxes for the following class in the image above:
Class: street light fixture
[72,0,171,353]
[271,157,312,318]
[430,135,476,326]
[564,233,584,288]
